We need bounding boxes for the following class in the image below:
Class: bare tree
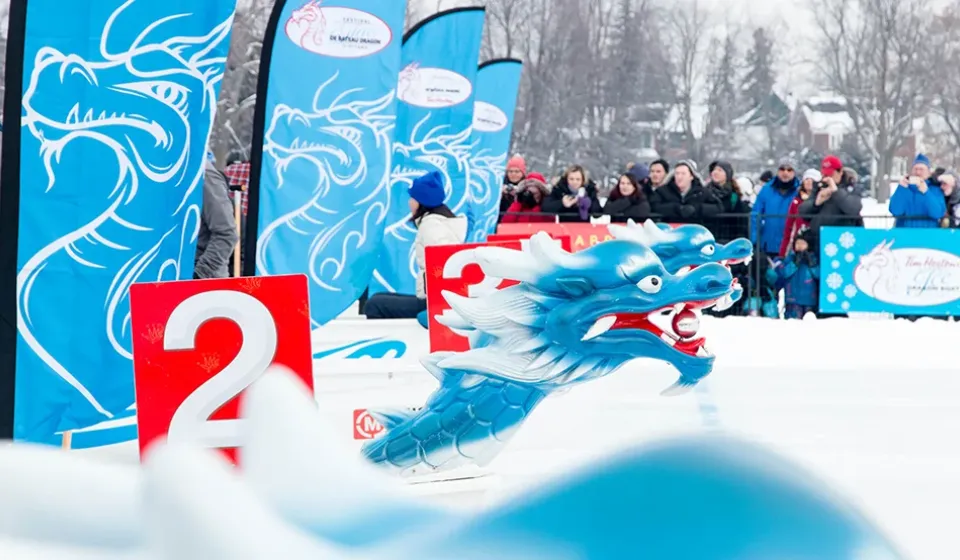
[209,0,273,164]
[703,23,741,157]
[664,0,712,164]
[810,0,934,200]
[929,1,960,168]
[481,0,531,59]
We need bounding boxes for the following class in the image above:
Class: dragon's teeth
[673,303,685,313]
[581,315,617,341]
[697,346,711,357]
[660,333,676,346]
[715,294,734,312]
[744,255,753,266]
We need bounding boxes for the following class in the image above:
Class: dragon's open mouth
[581,297,724,358]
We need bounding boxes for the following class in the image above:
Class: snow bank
[59,313,960,558]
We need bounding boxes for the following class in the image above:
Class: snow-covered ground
[861,196,893,229]
[54,313,960,559]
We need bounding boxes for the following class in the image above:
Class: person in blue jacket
[766,227,819,319]
[751,157,800,255]
[889,153,946,228]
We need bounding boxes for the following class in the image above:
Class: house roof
[663,104,709,138]
[734,93,791,127]
[800,97,855,134]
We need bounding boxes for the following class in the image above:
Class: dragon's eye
[701,245,716,256]
[637,275,662,294]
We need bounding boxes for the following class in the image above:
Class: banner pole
[0,0,29,440]
[232,187,242,277]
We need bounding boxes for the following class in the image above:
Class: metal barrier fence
[497,211,938,318]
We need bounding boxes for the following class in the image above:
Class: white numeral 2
[164,290,277,449]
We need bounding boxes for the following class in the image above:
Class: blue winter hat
[627,164,650,182]
[408,171,446,208]
[914,153,932,169]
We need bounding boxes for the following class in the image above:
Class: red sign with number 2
[129,274,314,464]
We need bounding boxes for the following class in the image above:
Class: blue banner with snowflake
[819,226,960,316]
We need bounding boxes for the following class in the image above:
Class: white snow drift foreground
[0,366,905,559]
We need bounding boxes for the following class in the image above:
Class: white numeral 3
[443,248,504,297]
[164,290,277,449]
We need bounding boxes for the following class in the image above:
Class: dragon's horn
[642,219,672,243]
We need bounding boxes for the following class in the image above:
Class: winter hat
[506,155,527,175]
[408,171,446,208]
[777,156,797,170]
[676,159,699,174]
[820,155,843,177]
[796,226,814,247]
[913,153,931,170]
[709,160,735,183]
[802,169,822,183]
[526,172,547,184]
[674,159,701,182]
[940,170,959,194]
[627,163,650,182]
[521,174,548,195]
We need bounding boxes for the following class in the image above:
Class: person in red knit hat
[502,172,554,223]
[499,155,528,215]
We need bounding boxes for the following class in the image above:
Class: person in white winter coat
[363,171,467,319]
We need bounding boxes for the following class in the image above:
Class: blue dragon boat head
[362,233,737,475]
[609,219,753,310]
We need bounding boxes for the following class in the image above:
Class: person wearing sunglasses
[750,157,800,258]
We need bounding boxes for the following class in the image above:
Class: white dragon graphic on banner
[258,72,395,325]
[18,0,234,437]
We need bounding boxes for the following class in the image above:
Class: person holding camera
[501,172,554,223]
[766,227,819,320]
[798,155,863,251]
[541,164,603,222]
[499,155,527,214]
[889,153,946,228]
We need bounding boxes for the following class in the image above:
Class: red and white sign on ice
[353,409,385,440]
[129,275,314,464]
[487,233,572,251]
[425,237,574,352]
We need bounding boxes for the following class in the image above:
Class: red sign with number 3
[129,274,314,463]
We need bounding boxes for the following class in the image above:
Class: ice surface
[0,315,956,558]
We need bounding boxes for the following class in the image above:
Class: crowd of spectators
[498,153,958,319]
